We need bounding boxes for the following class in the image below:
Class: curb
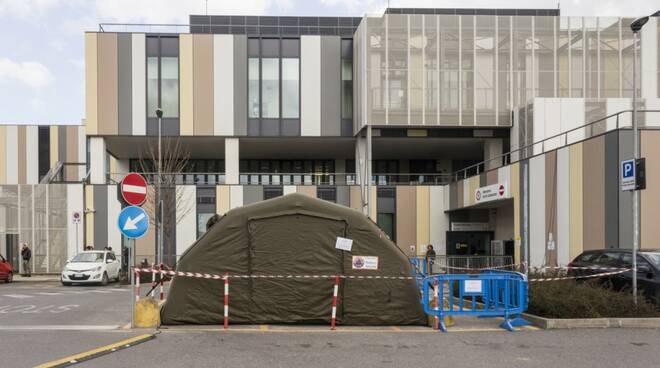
[523,313,660,329]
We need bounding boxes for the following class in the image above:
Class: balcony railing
[107,172,226,186]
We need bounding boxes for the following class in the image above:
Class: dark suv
[568,249,660,305]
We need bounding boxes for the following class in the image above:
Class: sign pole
[129,241,134,328]
[76,223,79,255]
[632,30,639,305]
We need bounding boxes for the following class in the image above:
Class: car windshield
[641,252,660,268]
[71,253,104,263]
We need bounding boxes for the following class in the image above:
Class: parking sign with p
[621,159,635,191]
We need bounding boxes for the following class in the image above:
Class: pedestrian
[20,243,32,277]
[425,244,436,274]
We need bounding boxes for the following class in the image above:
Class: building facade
[1,8,660,273]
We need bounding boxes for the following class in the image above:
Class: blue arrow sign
[118,206,149,239]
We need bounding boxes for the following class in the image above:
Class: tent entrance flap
[248,214,346,323]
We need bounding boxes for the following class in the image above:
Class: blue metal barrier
[422,271,531,332]
[409,258,427,290]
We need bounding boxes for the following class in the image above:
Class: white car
[61,251,120,286]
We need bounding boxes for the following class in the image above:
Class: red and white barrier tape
[330,274,339,330]
[528,269,630,282]
[159,264,164,301]
[133,268,417,280]
[224,272,229,330]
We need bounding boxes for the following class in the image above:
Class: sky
[0,0,658,125]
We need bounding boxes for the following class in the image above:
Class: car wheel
[61,281,72,286]
[5,272,12,283]
[101,272,108,286]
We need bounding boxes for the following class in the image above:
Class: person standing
[425,244,436,274]
[20,243,32,277]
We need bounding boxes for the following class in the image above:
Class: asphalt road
[0,281,132,328]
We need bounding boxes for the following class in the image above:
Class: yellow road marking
[34,333,154,368]
[259,325,269,332]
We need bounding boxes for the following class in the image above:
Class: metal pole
[632,31,639,305]
[129,242,134,328]
[366,125,372,218]
[75,223,79,255]
[157,114,162,266]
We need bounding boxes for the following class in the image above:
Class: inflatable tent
[161,193,426,325]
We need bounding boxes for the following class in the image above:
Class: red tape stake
[135,269,140,303]
[159,263,164,301]
[224,272,229,330]
[331,274,340,330]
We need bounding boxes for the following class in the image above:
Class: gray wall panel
[618,130,634,248]
[117,34,133,135]
[336,185,349,207]
[233,35,247,136]
[93,186,108,249]
[58,126,66,162]
[320,36,341,136]
[243,185,263,205]
[604,131,619,248]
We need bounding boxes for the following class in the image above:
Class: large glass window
[282,58,299,118]
[248,58,260,118]
[147,57,159,118]
[146,36,179,119]
[261,58,280,118]
[161,57,179,117]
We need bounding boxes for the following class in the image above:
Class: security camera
[156,108,163,118]
[630,16,649,33]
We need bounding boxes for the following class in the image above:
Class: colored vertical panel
[556,148,571,266]
[193,34,214,136]
[569,144,584,261]
[243,185,263,205]
[58,126,67,166]
[486,170,497,185]
[468,176,480,206]
[301,36,321,136]
[117,33,132,135]
[66,184,84,257]
[85,185,94,247]
[479,173,486,187]
[320,36,341,136]
[370,187,377,221]
[25,126,39,184]
[216,185,231,215]
[131,34,146,136]
[349,186,362,211]
[179,34,194,136]
[97,33,119,135]
[415,186,430,247]
[106,185,122,253]
[618,130,633,248]
[336,186,350,207]
[529,155,545,268]
[229,185,243,209]
[134,187,155,261]
[5,126,17,184]
[463,179,470,207]
[214,35,234,136]
[429,186,448,255]
[176,185,197,256]
[0,126,5,184]
[49,126,58,168]
[604,131,619,248]
[296,186,317,198]
[449,182,457,210]
[641,131,660,249]
[17,126,26,184]
[66,127,79,180]
[396,187,417,252]
[93,185,108,249]
[510,162,521,264]
[497,165,510,192]
[455,181,463,210]
[544,151,558,267]
[233,35,247,136]
[582,136,605,251]
[85,33,98,135]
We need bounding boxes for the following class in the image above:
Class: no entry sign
[120,173,148,206]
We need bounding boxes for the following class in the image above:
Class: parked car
[568,249,660,305]
[0,255,13,283]
[61,251,120,286]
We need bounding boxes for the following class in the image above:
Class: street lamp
[155,108,163,266]
[630,16,649,305]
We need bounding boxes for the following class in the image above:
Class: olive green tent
[160,193,426,325]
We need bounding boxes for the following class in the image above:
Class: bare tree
[136,137,194,264]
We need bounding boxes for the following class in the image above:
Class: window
[147,57,159,117]
[317,187,337,202]
[262,58,280,118]
[160,57,179,117]
[248,58,260,118]
[264,186,283,200]
[146,36,179,120]
[197,213,215,238]
[341,39,353,121]
[282,58,299,118]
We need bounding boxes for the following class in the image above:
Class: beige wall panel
[193,35,214,136]
[641,131,660,248]
[582,137,605,251]
[17,126,26,184]
[545,151,558,267]
[0,126,5,184]
[486,170,498,186]
[396,187,417,252]
[296,186,317,198]
[179,34,194,136]
[510,162,520,264]
[85,186,94,247]
[370,188,377,221]
[569,143,584,260]
[97,33,118,135]
[66,127,79,180]
[415,186,430,248]
[468,176,480,206]
[216,185,231,215]
[85,33,98,135]
[456,180,464,210]
[349,186,362,212]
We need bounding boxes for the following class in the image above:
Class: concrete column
[484,139,503,171]
[640,17,657,99]
[225,138,239,185]
[354,133,371,215]
[89,137,106,184]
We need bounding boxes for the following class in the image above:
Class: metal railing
[239,172,452,186]
[41,162,88,184]
[450,109,660,181]
[411,255,515,275]
[107,172,226,186]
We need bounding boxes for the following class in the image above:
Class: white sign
[463,280,483,294]
[621,159,636,191]
[409,245,416,254]
[475,182,508,204]
[352,256,379,270]
[72,211,81,224]
[335,237,353,252]
[451,222,489,232]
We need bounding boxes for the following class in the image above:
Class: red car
[0,255,13,283]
